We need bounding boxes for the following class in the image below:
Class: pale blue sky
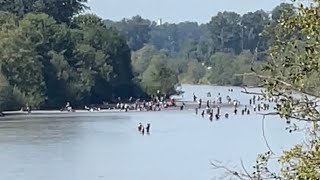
[87,0,291,23]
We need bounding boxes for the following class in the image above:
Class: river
[0,84,303,180]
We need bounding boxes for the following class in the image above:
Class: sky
[86,0,292,23]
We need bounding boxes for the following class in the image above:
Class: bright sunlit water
[0,84,303,180]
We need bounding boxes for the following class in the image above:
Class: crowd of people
[18,88,279,136]
[190,90,275,122]
[136,89,277,135]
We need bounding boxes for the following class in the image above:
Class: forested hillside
[104,3,294,86]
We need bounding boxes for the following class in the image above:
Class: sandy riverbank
[1,101,242,117]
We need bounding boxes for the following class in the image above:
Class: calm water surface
[0,85,303,180]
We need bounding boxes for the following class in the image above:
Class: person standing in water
[201,110,205,118]
[198,98,202,109]
[209,112,213,121]
[193,93,197,102]
[225,113,229,119]
[234,108,238,115]
[146,123,151,134]
[26,103,31,114]
[138,123,143,132]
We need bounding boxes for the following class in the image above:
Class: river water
[0,85,303,180]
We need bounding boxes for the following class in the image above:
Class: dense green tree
[105,15,153,51]
[196,51,259,86]
[0,0,88,23]
[131,45,162,76]
[149,23,180,54]
[0,11,145,110]
[105,10,274,87]
[241,10,269,53]
[148,22,203,55]
[0,11,18,28]
[71,14,136,103]
[104,9,274,63]
[205,52,237,85]
[181,61,206,84]
[271,3,295,22]
[141,56,178,96]
[18,13,73,107]
[0,23,46,107]
[131,44,178,95]
[208,11,242,54]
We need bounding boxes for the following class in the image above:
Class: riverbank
[1,101,242,117]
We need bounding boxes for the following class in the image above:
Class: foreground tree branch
[213,1,320,179]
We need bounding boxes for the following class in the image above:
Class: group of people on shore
[61,91,176,113]
[114,91,177,112]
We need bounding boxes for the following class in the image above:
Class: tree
[213,1,320,179]
[109,15,153,51]
[0,24,46,107]
[131,44,179,96]
[241,10,270,53]
[205,53,237,85]
[0,0,88,23]
[141,56,178,96]
[0,11,145,110]
[271,3,295,22]
[72,14,136,103]
[18,13,73,108]
[149,23,178,54]
[0,11,18,28]
[131,44,161,76]
[208,11,242,54]
[182,61,206,84]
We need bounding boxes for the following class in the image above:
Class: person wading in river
[146,123,151,134]
[201,110,205,118]
[225,113,229,119]
[198,98,202,109]
[138,123,143,132]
